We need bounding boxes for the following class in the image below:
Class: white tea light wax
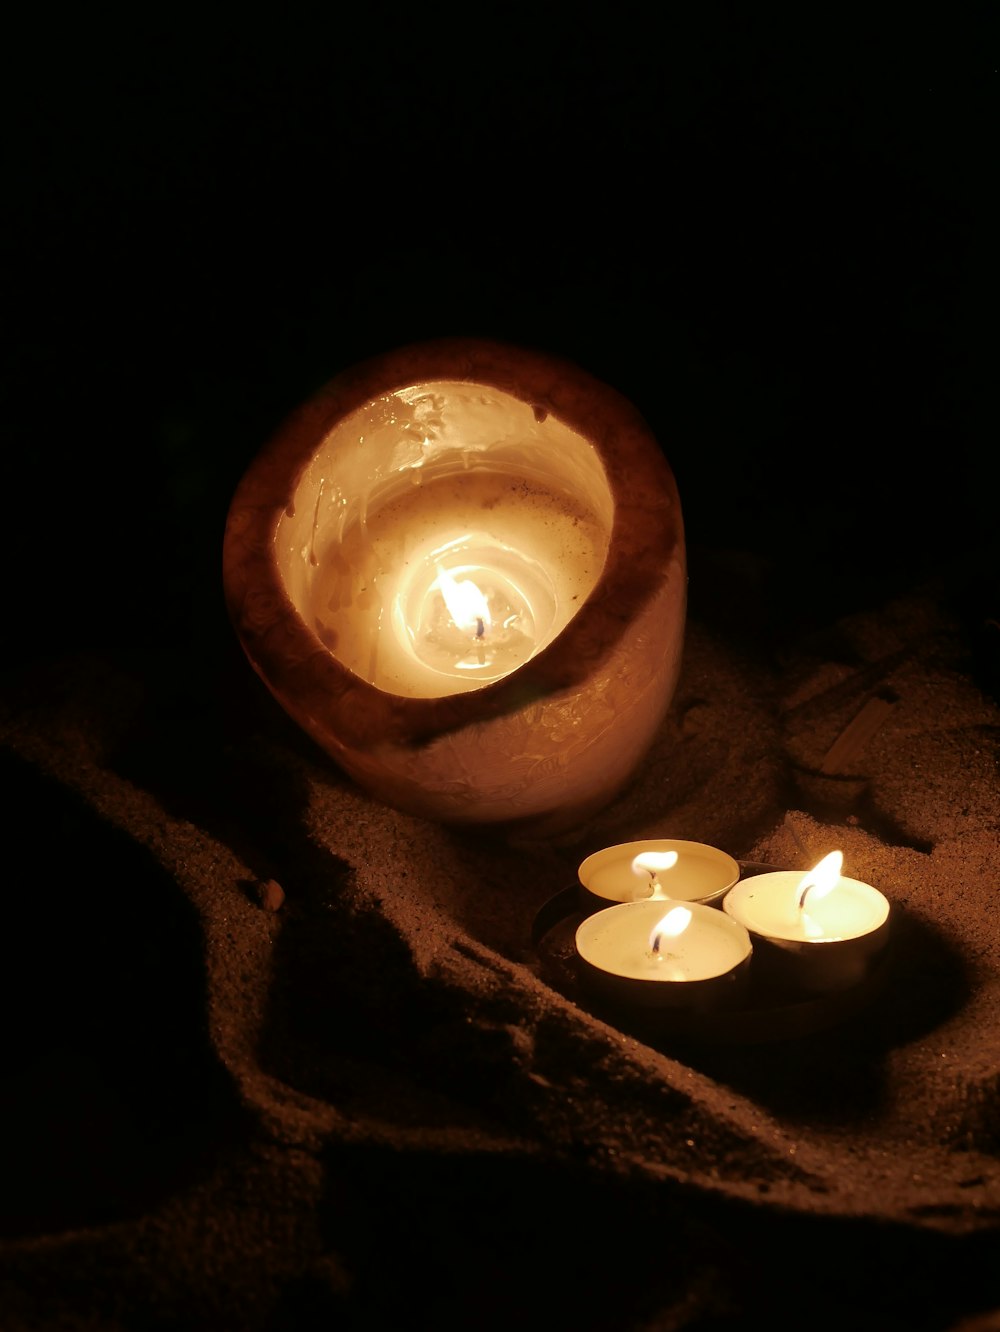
[575,899,752,1011]
[578,839,740,912]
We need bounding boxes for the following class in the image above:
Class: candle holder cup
[736,923,892,994]
[223,338,687,837]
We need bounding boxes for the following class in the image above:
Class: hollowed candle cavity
[302,451,609,699]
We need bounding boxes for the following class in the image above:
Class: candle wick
[475,617,485,639]
[650,932,662,955]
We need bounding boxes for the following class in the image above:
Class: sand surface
[2,535,997,1330]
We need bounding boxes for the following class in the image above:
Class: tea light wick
[632,849,679,900]
[796,849,843,910]
[648,904,693,957]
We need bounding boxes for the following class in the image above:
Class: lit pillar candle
[722,851,891,993]
[224,342,690,832]
[577,839,740,913]
[574,898,752,1012]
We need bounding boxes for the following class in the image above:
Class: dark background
[1,13,999,1330]
[4,7,997,665]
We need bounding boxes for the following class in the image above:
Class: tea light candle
[722,851,891,993]
[578,839,740,913]
[574,899,753,1012]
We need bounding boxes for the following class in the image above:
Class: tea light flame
[796,850,844,910]
[435,564,492,638]
[632,849,679,900]
[649,904,693,955]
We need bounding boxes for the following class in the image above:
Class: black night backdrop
[6,8,996,669]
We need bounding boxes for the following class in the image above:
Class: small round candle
[575,899,753,1011]
[722,851,891,993]
[577,839,740,913]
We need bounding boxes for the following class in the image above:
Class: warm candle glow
[632,849,679,900]
[405,546,539,680]
[434,564,491,637]
[649,904,693,954]
[309,458,607,698]
[797,850,844,909]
